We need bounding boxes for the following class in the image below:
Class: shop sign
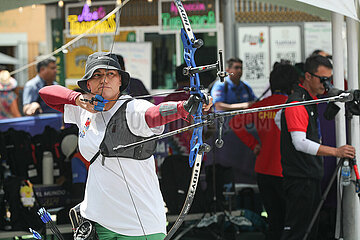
[160,0,217,31]
[65,37,98,81]
[65,1,118,36]
[51,19,65,86]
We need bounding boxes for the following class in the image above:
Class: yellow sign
[67,14,116,36]
[65,37,98,80]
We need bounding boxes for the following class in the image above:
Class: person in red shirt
[163,63,191,155]
[229,63,299,240]
[280,55,355,240]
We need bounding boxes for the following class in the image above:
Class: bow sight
[182,50,229,83]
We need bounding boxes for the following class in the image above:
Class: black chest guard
[91,100,157,164]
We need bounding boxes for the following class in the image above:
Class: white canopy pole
[343,12,360,240]
[332,11,347,239]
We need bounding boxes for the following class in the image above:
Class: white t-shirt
[64,96,166,236]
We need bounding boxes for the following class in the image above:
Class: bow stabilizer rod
[114,92,352,152]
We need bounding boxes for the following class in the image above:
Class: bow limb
[163,1,208,239]
[164,152,203,240]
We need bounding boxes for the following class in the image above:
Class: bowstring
[96,0,149,239]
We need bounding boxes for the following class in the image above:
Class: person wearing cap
[0,68,21,119]
[23,56,58,116]
[39,52,212,240]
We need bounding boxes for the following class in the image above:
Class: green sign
[162,11,216,30]
[51,19,65,86]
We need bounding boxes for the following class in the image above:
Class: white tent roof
[297,0,358,21]
[0,52,19,64]
[256,0,359,21]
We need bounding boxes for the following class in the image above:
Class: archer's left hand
[184,94,213,115]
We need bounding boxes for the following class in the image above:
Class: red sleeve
[39,85,81,113]
[230,112,259,150]
[145,101,190,128]
[285,101,309,132]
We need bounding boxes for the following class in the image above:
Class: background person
[0,68,21,119]
[210,57,256,111]
[280,55,355,240]
[230,63,299,240]
[23,56,58,115]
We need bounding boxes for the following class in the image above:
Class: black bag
[160,155,206,214]
[2,129,38,183]
[3,176,45,231]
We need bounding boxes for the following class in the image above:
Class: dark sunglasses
[308,72,333,83]
[232,66,243,70]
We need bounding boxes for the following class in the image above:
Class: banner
[113,42,152,90]
[270,26,302,66]
[304,22,332,58]
[238,26,270,97]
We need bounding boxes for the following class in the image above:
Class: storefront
[63,0,223,91]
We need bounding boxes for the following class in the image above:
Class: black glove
[183,95,202,115]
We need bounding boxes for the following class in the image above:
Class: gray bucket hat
[77,52,130,93]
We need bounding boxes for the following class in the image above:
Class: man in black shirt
[280,55,355,240]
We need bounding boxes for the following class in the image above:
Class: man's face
[41,62,57,82]
[227,62,243,81]
[87,68,122,100]
[305,65,332,96]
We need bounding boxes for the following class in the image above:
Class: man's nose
[101,75,109,83]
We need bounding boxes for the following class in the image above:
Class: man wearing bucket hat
[39,52,212,240]
[0,68,21,119]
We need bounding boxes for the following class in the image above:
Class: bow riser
[180,28,205,168]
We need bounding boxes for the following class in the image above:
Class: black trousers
[281,177,321,240]
[257,173,286,240]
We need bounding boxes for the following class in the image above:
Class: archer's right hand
[75,94,97,113]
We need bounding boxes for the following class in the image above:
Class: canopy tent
[255,0,359,21]
[0,52,19,65]
[297,0,358,21]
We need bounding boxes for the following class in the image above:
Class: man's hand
[75,94,97,113]
[23,102,42,116]
[253,144,261,156]
[335,145,356,158]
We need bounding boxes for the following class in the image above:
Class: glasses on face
[90,70,119,81]
[308,72,333,83]
[232,65,243,70]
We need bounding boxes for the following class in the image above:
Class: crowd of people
[1,49,356,240]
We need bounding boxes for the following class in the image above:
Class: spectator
[210,57,256,111]
[163,63,191,155]
[23,56,58,115]
[115,54,153,102]
[311,49,332,59]
[206,58,257,204]
[0,69,21,119]
[229,64,299,240]
[280,55,355,240]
